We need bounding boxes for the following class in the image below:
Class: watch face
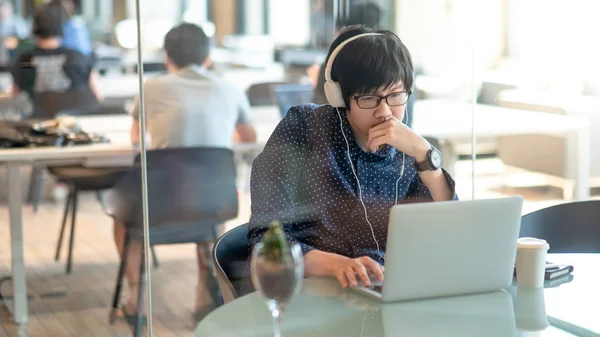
[430,148,443,168]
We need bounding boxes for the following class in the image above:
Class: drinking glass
[250,242,304,337]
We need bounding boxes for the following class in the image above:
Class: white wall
[506,0,600,93]
[395,0,504,85]
[269,0,310,46]
[183,0,209,24]
[245,0,265,34]
[127,0,182,24]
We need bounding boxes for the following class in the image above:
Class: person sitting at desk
[248,26,457,290]
[47,0,93,57]
[115,23,256,320]
[9,3,102,118]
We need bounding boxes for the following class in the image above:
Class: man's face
[346,81,409,137]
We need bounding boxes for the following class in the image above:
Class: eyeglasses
[351,91,411,109]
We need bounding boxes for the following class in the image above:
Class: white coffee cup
[516,238,549,288]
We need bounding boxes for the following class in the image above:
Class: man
[115,23,256,322]
[10,2,102,117]
[248,26,457,291]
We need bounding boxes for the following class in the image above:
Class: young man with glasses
[248,26,457,291]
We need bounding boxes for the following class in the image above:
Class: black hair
[163,23,211,68]
[336,2,381,30]
[48,0,76,19]
[324,26,414,108]
[33,3,66,38]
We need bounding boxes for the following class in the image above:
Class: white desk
[194,254,600,337]
[0,108,278,324]
[0,143,134,324]
[411,99,591,200]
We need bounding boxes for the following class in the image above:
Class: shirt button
[361,185,365,189]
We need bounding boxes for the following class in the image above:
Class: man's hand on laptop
[305,250,384,288]
[334,256,384,288]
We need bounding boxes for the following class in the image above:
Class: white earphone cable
[395,153,405,205]
[335,107,409,260]
[336,107,382,258]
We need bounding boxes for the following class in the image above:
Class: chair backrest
[103,147,238,233]
[213,223,252,303]
[520,200,600,253]
[272,83,314,117]
[245,82,285,106]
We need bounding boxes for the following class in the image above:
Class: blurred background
[0,0,599,336]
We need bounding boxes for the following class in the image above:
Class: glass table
[194,254,599,337]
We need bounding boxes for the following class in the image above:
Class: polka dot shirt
[248,104,458,264]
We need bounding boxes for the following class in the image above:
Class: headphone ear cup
[324,81,346,108]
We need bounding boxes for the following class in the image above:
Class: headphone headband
[324,33,383,83]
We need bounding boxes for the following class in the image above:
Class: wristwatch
[415,146,443,171]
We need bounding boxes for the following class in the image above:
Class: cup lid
[517,237,550,250]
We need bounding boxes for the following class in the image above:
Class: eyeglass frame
[350,90,412,109]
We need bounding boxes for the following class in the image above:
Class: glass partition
[1,0,596,336]
[0,0,148,336]
[465,0,598,212]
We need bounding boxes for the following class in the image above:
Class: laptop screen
[272,84,314,117]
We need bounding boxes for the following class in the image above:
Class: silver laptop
[355,196,523,302]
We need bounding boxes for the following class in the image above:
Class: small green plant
[262,220,292,265]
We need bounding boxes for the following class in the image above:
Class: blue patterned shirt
[248,104,458,264]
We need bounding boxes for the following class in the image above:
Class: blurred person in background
[47,0,93,57]
[10,2,102,117]
[0,0,28,89]
[115,22,256,322]
[0,0,28,50]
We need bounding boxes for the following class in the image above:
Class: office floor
[0,158,597,336]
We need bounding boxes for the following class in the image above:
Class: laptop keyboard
[360,278,384,293]
[357,273,384,293]
[367,284,383,293]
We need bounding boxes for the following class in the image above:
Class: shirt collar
[178,64,207,74]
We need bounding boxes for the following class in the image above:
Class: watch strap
[415,148,434,171]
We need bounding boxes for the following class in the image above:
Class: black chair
[213,223,254,303]
[102,147,239,337]
[51,166,127,274]
[50,165,160,274]
[272,84,314,117]
[520,200,600,253]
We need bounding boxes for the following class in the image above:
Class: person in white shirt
[115,23,256,323]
